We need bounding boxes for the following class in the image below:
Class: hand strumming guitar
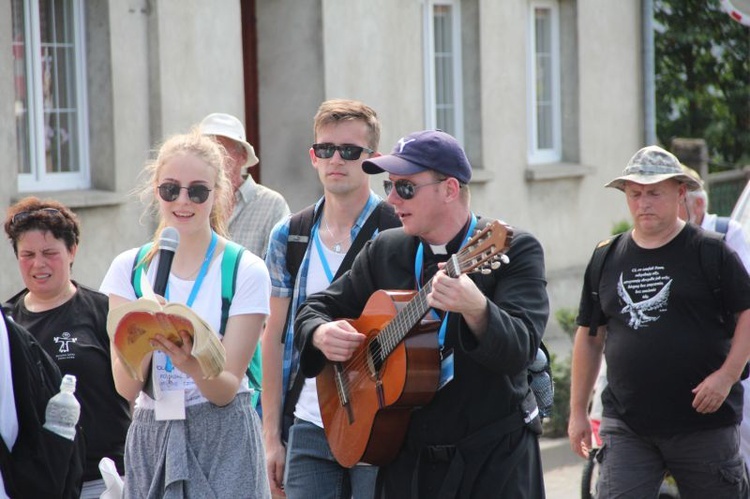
[312,320,367,362]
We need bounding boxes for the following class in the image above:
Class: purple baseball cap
[362,130,472,184]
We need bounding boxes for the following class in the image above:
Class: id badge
[438,348,454,390]
[153,352,186,420]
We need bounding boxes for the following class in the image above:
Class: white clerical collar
[429,244,448,255]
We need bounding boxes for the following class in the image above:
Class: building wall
[256,0,642,333]
[0,0,643,343]
[0,0,246,299]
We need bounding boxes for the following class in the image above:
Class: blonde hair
[136,127,232,263]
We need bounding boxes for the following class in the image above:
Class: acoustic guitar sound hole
[367,337,384,374]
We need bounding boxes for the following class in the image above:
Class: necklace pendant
[334,242,342,253]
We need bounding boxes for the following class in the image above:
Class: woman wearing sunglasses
[100,128,271,498]
[3,197,130,498]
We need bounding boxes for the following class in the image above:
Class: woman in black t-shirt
[3,197,131,498]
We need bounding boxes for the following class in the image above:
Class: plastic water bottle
[43,374,80,440]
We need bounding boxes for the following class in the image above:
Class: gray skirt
[124,393,270,499]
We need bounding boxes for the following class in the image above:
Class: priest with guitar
[295,130,550,498]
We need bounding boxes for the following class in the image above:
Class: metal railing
[706,168,750,216]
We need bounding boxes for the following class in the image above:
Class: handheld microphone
[153,227,179,296]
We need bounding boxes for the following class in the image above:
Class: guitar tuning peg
[499,254,510,264]
[481,268,492,275]
[490,261,501,270]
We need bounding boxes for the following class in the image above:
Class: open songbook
[106,271,226,381]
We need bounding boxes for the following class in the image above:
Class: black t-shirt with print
[578,224,750,436]
[6,283,130,481]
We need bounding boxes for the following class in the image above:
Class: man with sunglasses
[262,99,399,498]
[200,113,290,258]
[294,130,549,498]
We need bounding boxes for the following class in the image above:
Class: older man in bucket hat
[200,113,289,416]
[569,145,750,498]
[200,113,289,259]
[295,130,549,498]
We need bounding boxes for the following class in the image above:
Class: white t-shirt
[100,246,271,409]
[701,213,750,273]
[294,238,345,428]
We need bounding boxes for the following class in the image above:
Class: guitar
[316,220,513,468]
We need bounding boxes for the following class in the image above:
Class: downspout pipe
[643,0,657,146]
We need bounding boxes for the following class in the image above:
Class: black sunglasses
[383,178,447,200]
[11,207,63,226]
[157,183,213,204]
[312,143,374,161]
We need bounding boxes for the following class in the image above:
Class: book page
[106,273,226,381]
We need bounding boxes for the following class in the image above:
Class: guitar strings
[331,223,505,401]
[334,239,492,386]
[332,238,492,392]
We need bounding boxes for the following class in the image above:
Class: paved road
[542,437,587,499]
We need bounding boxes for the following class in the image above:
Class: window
[528,1,562,164]
[424,0,464,143]
[12,0,90,192]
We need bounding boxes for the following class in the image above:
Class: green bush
[554,308,578,341]
[611,219,632,235]
[542,307,578,438]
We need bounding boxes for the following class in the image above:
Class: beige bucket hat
[199,113,260,169]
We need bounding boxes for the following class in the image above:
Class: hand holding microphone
[153,226,179,297]
[142,226,179,398]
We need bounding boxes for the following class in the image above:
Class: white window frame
[16,0,90,192]
[527,0,562,164]
[423,0,464,144]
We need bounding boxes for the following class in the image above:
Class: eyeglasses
[157,183,213,204]
[312,143,374,161]
[383,178,447,200]
[11,208,63,226]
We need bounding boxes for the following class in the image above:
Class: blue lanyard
[164,231,218,307]
[413,214,478,348]
[312,222,336,284]
[309,194,379,283]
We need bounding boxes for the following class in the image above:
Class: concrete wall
[0,0,644,350]
[256,0,326,211]
[253,0,642,351]
[0,0,247,299]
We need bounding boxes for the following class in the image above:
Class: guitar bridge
[334,363,355,424]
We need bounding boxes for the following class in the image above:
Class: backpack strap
[285,204,318,279]
[220,241,244,335]
[333,201,400,281]
[715,216,730,236]
[220,241,263,406]
[131,243,153,298]
[698,231,735,334]
[587,233,624,336]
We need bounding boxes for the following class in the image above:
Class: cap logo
[396,137,416,153]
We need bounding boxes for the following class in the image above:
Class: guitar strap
[414,214,477,350]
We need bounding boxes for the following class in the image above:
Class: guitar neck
[379,284,431,357]
[378,255,459,359]
[371,220,510,362]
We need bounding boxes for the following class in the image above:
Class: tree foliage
[655,0,750,167]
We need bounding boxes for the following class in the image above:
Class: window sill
[12,189,127,209]
[468,168,494,184]
[525,162,594,182]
